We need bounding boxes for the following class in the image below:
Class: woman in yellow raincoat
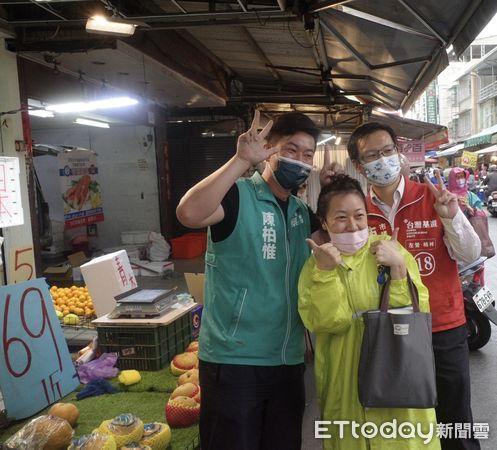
[298,175,440,450]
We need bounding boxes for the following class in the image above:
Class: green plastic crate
[97,313,192,371]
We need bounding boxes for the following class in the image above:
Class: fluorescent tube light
[74,118,110,129]
[29,109,55,118]
[335,136,342,145]
[317,135,336,146]
[344,95,361,103]
[86,16,137,37]
[47,96,138,114]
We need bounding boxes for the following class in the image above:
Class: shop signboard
[425,128,449,150]
[425,80,439,124]
[438,157,449,169]
[58,149,104,229]
[0,278,78,419]
[399,139,425,167]
[461,151,478,168]
[0,157,24,228]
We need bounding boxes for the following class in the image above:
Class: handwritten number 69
[3,288,62,377]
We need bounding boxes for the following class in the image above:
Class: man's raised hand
[236,110,278,166]
[424,173,459,219]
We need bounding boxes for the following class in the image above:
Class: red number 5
[13,247,34,282]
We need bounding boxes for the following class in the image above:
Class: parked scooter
[487,190,497,217]
[460,257,497,350]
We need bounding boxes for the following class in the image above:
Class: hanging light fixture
[317,135,337,146]
[86,16,138,37]
[74,118,110,129]
[46,96,138,114]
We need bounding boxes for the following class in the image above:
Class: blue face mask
[272,156,313,190]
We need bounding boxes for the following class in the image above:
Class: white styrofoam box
[103,245,145,260]
[121,230,151,245]
[80,250,137,317]
[140,261,174,277]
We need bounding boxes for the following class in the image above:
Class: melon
[170,352,198,375]
[48,402,80,427]
[165,396,200,428]
[97,414,144,447]
[140,423,172,449]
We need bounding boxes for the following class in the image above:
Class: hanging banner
[398,140,425,166]
[0,278,78,419]
[461,151,478,168]
[58,149,104,229]
[0,157,24,228]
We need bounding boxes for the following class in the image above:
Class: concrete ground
[301,217,497,450]
[2,223,497,448]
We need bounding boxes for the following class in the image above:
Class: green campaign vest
[199,172,311,365]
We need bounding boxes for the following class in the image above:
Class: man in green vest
[176,110,320,450]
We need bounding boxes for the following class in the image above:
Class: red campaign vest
[367,177,466,332]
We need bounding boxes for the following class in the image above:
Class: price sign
[473,286,495,313]
[0,157,24,228]
[9,246,35,283]
[0,278,78,419]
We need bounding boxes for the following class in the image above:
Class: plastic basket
[171,233,207,259]
[97,313,192,371]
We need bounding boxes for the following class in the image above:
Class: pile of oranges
[50,285,95,317]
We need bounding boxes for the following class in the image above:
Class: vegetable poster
[0,278,78,419]
[58,149,104,229]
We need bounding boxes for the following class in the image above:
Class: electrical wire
[286,18,320,49]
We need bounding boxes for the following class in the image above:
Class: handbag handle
[379,271,420,313]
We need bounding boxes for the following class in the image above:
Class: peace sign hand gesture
[424,172,459,219]
[236,110,279,167]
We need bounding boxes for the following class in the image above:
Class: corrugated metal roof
[2,0,497,121]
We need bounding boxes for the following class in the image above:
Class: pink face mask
[328,227,369,255]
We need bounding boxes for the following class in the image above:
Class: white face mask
[362,154,401,186]
[456,179,466,188]
[328,227,369,255]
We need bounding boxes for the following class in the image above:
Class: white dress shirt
[370,177,481,265]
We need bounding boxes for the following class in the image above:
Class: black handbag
[358,272,437,409]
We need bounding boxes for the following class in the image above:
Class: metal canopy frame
[0,0,496,124]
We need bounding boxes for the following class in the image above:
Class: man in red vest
[347,122,481,450]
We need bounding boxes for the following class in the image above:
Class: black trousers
[433,324,481,450]
[198,360,305,450]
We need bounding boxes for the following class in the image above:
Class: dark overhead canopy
[370,111,448,146]
[1,0,496,116]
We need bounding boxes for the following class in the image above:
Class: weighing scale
[109,287,179,319]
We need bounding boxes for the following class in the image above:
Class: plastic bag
[76,352,119,384]
[68,432,116,449]
[148,231,171,261]
[4,415,73,450]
